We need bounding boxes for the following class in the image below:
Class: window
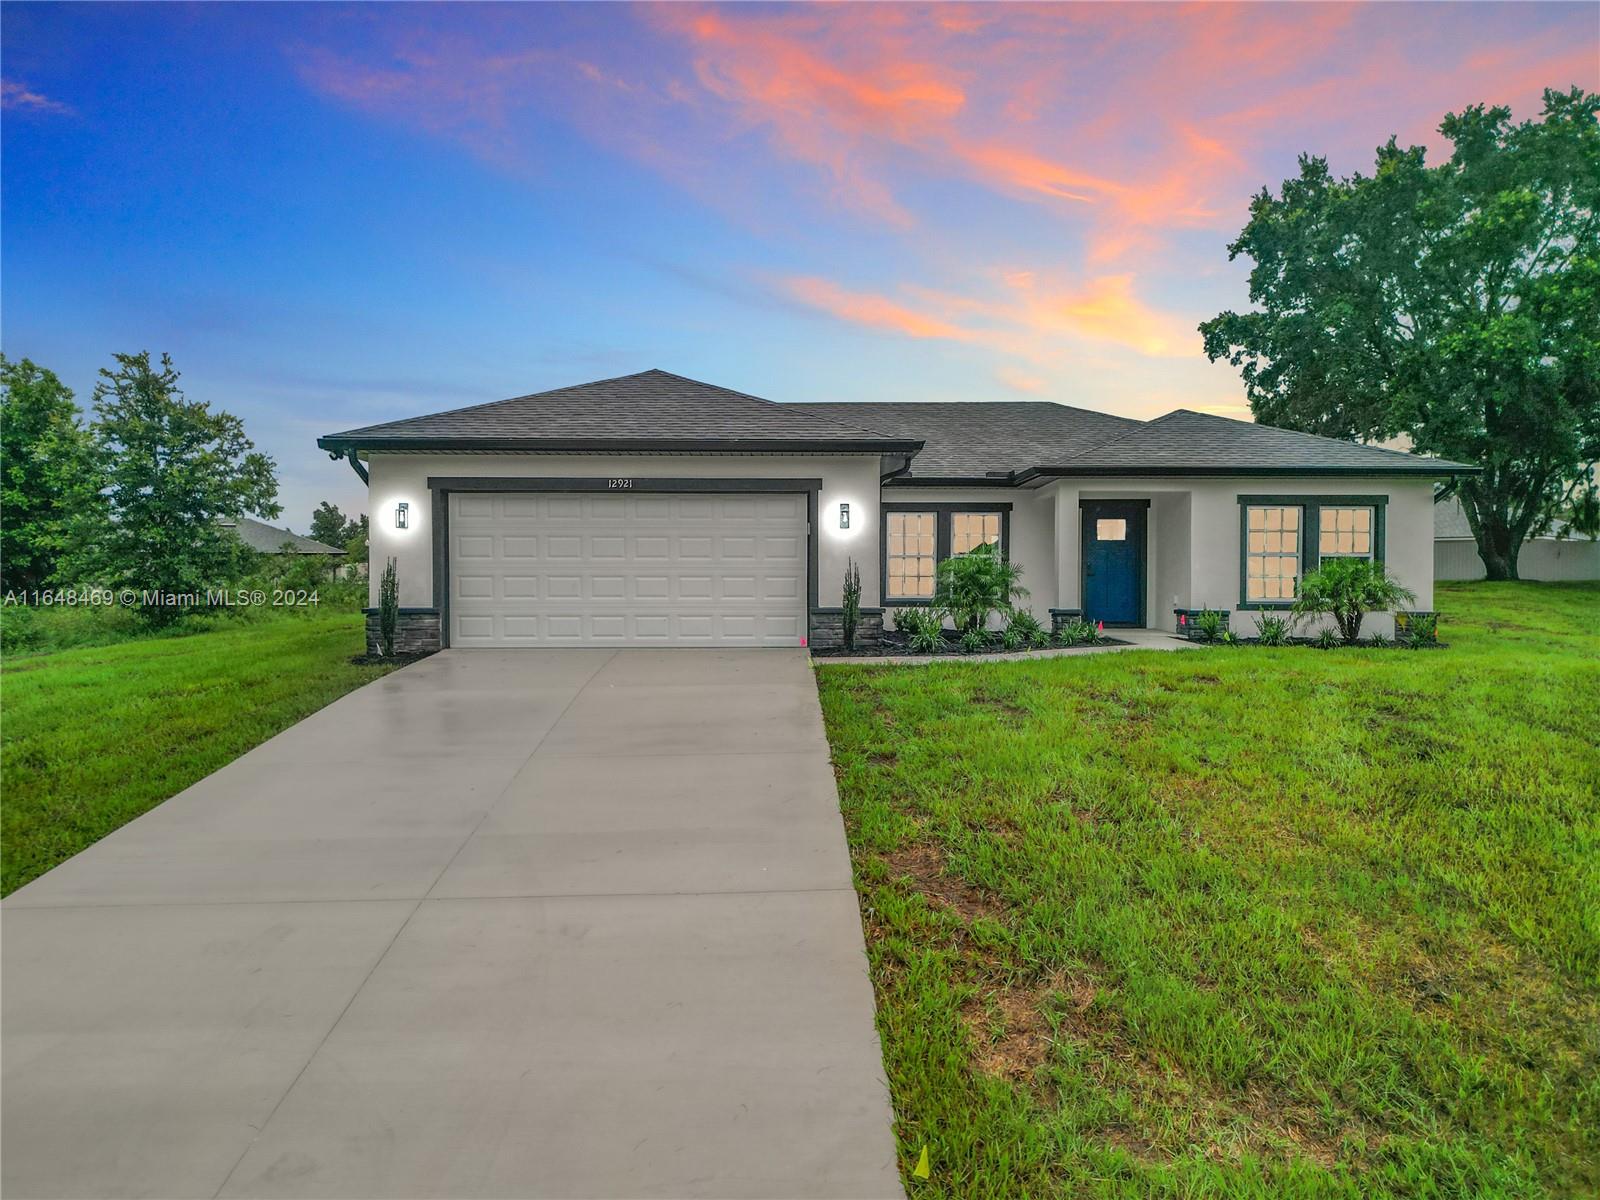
[951,511,1002,555]
[1095,518,1127,541]
[886,511,936,599]
[1319,506,1374,558]
[1245,505,1301,602]
[882,507,1008,602]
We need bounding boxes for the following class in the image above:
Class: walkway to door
[3,649,902,1199]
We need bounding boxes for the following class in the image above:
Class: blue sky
[4,2,1596,528]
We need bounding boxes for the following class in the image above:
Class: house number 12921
[607,478,633,489]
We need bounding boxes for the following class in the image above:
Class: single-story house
[222,516,346,559]
[1434,496,1600,582]
[317,369,1477,653]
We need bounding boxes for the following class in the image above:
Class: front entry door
[1081,501,1147,627]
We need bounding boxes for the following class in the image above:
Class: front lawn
[1,610,398,895]
[817,581,1600,1198]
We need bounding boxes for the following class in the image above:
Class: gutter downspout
[328,449,369,485]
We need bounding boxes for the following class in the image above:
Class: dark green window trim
[1236,494,1388,610]
[881,502,1011,607]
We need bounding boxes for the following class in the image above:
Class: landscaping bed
[812,632,1131,659]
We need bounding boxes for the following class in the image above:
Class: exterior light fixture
[395,501,409,530]
[839,503,850,530]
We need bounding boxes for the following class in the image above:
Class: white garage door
[448,492,808,647]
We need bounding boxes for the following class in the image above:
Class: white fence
[1435,538,1600,581]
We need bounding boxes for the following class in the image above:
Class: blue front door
[1081,501,1146,626]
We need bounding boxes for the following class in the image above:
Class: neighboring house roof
[222,516,345,555]
[317,369,922,455]
[319,370,1478,482]
[1434,496,1573,541]
[801,401,1142,482]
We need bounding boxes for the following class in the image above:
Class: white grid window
[1319,506,1374,558]
[1245,505,1301,602]
[951,512,1002,555]
[886,511,936,599]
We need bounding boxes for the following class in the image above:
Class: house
[1434,497,1599,582]
[221,516,346,559]
[317,369,1477,654]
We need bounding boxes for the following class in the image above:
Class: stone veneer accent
[363,608,442,656]
[1048,608,1084,636]
[1172,607,1230,641]
[809,607,885,652]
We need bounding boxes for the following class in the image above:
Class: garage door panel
[450,493,808,647]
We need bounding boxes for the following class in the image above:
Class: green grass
[817,582,1600,1199]
[2,610,398,895]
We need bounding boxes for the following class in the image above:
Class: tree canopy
[68,352,279,620]
[1201,87,1600,579]
[0,356,94,592]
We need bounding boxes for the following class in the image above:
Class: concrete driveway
[2,649,902,1200]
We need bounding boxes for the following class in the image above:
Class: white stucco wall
[879,486,1058,620]
[364,452,884,610]
[1043,476,1436,635]
[365,455,1442,639]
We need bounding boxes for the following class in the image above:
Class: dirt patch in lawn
[883,843,1007,923]
[963,969,1099,1087]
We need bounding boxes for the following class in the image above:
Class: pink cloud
[779,267,1200,362]
[2,80,73,115]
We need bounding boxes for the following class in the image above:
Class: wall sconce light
[839,503,850,530]
[395,501,409,530]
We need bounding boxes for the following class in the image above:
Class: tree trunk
[1475,518,1521,581]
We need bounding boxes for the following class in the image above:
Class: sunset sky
[3,2,1596,524]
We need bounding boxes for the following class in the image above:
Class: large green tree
[309,500,354,548]
[1201,87,1600,579]
[0,356,96,592]
[69,352,279,621]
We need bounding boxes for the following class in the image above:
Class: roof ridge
[1171,408,1446,462]
[325,369,674,438]
[1051,409,1177,463]
[653,372,913,441]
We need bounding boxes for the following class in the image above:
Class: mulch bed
[347,650,439,667]
[811,634,1131,659]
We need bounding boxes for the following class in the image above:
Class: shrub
[1401,612,1440,647]
[1055,617,1099,647]
[1292,558,1416,644]
[1254,613,1291,646]
[933,542,1027,635]
[1368,631,1393,648]
[1194,608,1227,642]
[1313,626,1340,650]
[1218,629,1240,646]
[959,627,991,654]
[841,558,861,652]
[894,606,945,654]
[999,626,1024,651]
[378,557,399,656]
[1006,610,1046,647]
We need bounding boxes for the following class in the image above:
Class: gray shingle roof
[1028,409,1476,477]
[800,401,1141,481]
[318,369,920,453]
[222,517,344,555]
[318,370,1478,479]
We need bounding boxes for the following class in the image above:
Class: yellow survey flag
[912,1145,930,1180]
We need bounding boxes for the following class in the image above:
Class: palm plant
[933,542,1027,635]
[1291,558,1416,644]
